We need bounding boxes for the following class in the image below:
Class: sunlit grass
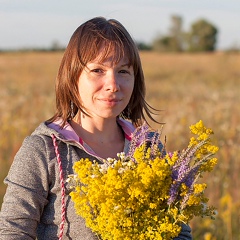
[0,51,239,239]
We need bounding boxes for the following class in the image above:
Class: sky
[1,0,240,50]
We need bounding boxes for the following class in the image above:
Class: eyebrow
[119,63,131,68]
[88,62,131,68]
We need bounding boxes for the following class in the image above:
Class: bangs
[94,41,130,65]
[77,26,136,69]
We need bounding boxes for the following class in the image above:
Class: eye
[119,69,130,74]
[91,68,104,73]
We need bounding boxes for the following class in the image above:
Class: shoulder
[10,134,51,171]
[5,133,56,193]
[20,121,68,155]
[10,123,58,172]
[18,133,54,160]
[23,133,51,149]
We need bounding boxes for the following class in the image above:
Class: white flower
[106,157,114,163]
[127,161,134,167]
[99,163,109,173]
[124,208,132,214]
[66,174,78,183]
[117,152,126,160]
[118,168,125,174]
[114,206,120,211]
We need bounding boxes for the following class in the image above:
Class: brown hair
[48,17,158,127]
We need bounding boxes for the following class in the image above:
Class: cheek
[128,79,135,94]
[77,81,91,103]
[124,82,134,103]
[127,80,135,99]
[128,85,134,96]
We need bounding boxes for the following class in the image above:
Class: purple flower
[168,181,181,205]
[126,122,164,160]
[183,166,199,188]
[127,122,149,159]
[167,150,200,205]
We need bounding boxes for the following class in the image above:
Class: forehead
[90,43,131,65]
[89,49,130,67]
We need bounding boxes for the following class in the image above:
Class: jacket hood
[30,118,136,156]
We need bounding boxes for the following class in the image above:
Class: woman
[0,17,192,239]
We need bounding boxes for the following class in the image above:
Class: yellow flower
[69,120,218,239]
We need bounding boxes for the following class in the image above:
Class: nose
[104,71,120,92]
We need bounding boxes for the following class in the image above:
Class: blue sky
[1,0,240,50]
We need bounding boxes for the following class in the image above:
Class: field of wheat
[0,51,239,239]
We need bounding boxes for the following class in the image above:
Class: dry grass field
[0,51,239,239]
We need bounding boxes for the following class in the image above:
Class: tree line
[3,16,237,53]
[137,15,218,52]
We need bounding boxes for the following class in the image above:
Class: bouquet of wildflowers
[68,120,218,240]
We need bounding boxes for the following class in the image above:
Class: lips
[98,97,122,106]
[103,98,121,102]
[99,97,122,102]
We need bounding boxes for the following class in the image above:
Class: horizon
[1,0,240,50]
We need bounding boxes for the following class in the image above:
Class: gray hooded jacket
[0,119,192,239]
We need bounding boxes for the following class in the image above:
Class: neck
[71,113,123,144]
[70,113,125,159]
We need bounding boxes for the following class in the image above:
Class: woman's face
[77,51,134,120]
